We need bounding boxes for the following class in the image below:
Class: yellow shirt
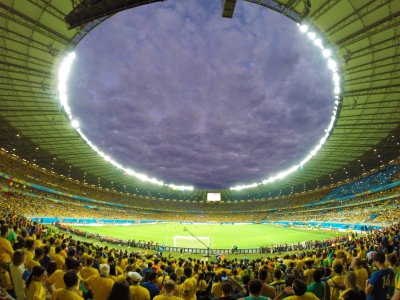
[47,270,66,289]
[182,277,197,300]
[26,260,41,273]
[395,270,400,290]
[60,251,67,259]
[85,275,115,300]
[25,249,35,264]
[328,275,344,300]
[81,267,99,280]
[82,253,91,266]
[332,259,342,268]
[303,269,315,286]
[50,288,83,300]
[158,275,170,286]
[197,280,207,292]
[26,280,46,300]
[285,293,319,300]
[175,267,184,277]
[354,268,368,290]
[389,266,399,287]
[35,239,43,248]
[49,246,56,259]
[296,260,305,270]
[130,284,151,300]
[154,295,181,300]
[0,271,13,290]
[116,266,124,275]
[338,288,352,300]
[53,254,65,270]
[357,250,366,259]
[211,282,222,298]
[161,284,182,297]
[0,237,14,263]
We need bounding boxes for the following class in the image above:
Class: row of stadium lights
[56,21,342,194]
[58,52,193,192]
[229,22,342,191]
[5,120,396,197]
[56,22,400,196]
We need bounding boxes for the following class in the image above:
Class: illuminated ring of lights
[57,20,342,192]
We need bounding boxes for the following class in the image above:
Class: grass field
[72,224,344,249]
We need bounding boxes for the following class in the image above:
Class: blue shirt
[367,268,394,300]
[141,282,160,300]
[142,267,154,275]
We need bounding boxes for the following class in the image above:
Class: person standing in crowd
[275,279,319,300]
[50,270,82,300]
[181,267,196,300]
[9,250,26,300]
[128,272,150,300]
[0,225,14,263]
[259,269,276,299]
[107,280,130,300]
[83,264,115,300]
[141,272,160,300]
[25,266,47,300]
[365,252,394,300]
[154,280,181,300]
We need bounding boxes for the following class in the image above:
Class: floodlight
[71,119,79,128]
[314,39,323,48]
[322,49,331,58]
[328,59,337,70]
[307,32,316,40]
[300,25,308,32]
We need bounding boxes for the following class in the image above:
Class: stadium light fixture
[322,49,331,58]
[71,119,79,129]
[58,52,193,191]
[231,22,343,191]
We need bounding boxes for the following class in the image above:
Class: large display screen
[207,193,221,201]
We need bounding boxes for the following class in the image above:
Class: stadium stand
[2,1,400,299]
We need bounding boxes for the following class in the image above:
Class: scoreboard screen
[207,193,221,201]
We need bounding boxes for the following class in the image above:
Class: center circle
[68,0,334,190]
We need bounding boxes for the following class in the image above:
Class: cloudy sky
[68,0,334,190]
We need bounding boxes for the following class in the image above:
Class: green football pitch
[71,224,345,250]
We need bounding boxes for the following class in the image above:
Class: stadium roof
[1,0,400,201]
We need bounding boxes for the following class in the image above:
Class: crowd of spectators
[2,152,400,299]
[2,151,400,224]
[0,207,399,300]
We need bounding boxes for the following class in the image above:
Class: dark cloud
[68,0,334,189]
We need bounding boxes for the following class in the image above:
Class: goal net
[173,235,210,249]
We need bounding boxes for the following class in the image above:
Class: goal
[173,235,210,249]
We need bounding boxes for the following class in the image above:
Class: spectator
[275,278,319,300]
[83,264,115,300]
[154,280,181,300]
[25,266,47,300]
[306,269,330,300]
[141,272,160,300]
[9,250,26,300]
[259,269,276,299]
[0,225,14,263]
[50,270,81,300]
[107,279,130,300]
[365,252,394,300]
[128,272,150,300]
